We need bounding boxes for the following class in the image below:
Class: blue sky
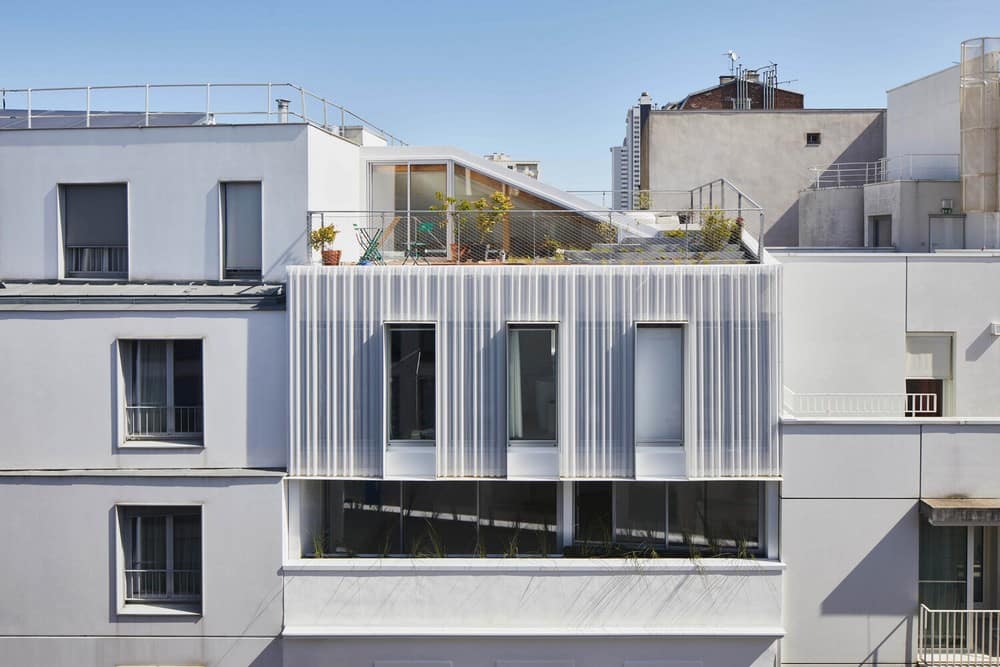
[2,0,998,191]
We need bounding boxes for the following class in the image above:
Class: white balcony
[125,405,203,439]
[282,558,784,637]
[124,568,201,602]
[919,606,1000,666]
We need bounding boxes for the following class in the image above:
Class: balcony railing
[124,568,201,601]
[310,206,762,266]
[784,388,939,418]
[125,405,203,439]
[809,154,961,189]
[0,82,405,146]
[919,605,1000,666]
[65,245,128,278]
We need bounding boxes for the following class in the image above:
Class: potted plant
[309,225,340,266]
[432,190,513,262]
[431,192,474,262]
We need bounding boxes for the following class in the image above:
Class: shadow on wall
[966,323,999,362]
[767,113,887,248]
[820,508,916,665]
[246,313,288,469]
[246,639,283,667]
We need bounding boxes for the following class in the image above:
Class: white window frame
[507,321,560,447]
[115,337,205,449]
[115,503,204,617]
[384,322,439,447]
[634,321,687,447]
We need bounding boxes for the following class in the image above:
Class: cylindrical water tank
[961,37,1000,214]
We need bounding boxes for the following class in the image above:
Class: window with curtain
[508,324,558,444]
[387,325,436,442]
[635,324,684,445]
[119,506,201,609]
[222,181,262,280]
[61,183,128,278]
[120,340,203,442]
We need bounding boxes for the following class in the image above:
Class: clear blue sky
[2,0,998,191]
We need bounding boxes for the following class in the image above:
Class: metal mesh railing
[65,245,128,278]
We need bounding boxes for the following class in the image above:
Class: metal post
[144,84,150,127]
[86,87,91,128]
[205,83,211,120]
[266,83,272,119]
[323,99,328,129]
[26,88,31,129]
[340,108,345,135]
[300,89,307,123]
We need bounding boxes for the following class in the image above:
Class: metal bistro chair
[403,219,437,265]
[354,222,384,265]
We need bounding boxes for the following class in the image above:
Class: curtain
[508,331,523,439]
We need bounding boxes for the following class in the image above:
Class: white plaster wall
[0,311,287,469]
[922,425,1000,498]
[906,256,1000,416]
[305,126,364,263]
[647,110,886,246]
[0,124,310,282]
[887,66,961,159]
[782,424,921,499]
[781,498,918,666]
[0,476,283,638]
[283,560,783,635]
[779,255,906,396]
[283,636,777,667]
[0,637,281,667]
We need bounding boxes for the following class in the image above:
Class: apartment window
[905,333,952,417]
[806,132,822,146]
[120,340,204,442]
[222,182,262,280]
[119,506,201,611]
[572,482,761,556]
[387,324,436,442]
[62,183,128,279]
[315,481,557,556]
[635,324,683,445]
[508,324,558,444]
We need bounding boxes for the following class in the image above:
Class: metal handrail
[809,154,961,189]
[920,604,1000,666]
[0,82,406,145]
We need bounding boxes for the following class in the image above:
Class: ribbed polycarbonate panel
[289,265,781,479]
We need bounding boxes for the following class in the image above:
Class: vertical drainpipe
[638,92,653,199]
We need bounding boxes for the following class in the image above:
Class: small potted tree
[309,225,340,266]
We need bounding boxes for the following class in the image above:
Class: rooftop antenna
[723,50,739,75]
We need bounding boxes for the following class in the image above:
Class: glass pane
[172,340,203,410]
[223,182,262,273]
[479,482,557,556]
[172,513,202,597]
[574,482,613,548]
[134,515,167,570]
[615,482,666,549]
[402,482,478,556]
[635,325,683,444]
[508,326,558,442]
[920,522,968,609]
[333,481,402,556]
[388,325,436,441]
[668,482,706,549]
[669,482,761,555]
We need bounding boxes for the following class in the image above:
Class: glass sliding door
[369,163,447,256]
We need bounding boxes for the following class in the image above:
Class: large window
[387,324,436,443]
[574,481,761,556]
[905,333,952,417]
[61,183,128,279]
[120,340,204,443]
[119,506,201,612]
[508,324,558,444]
[222,181,262,280]
[314,481,557,557]
[635,324,684,445]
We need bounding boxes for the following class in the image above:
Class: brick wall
[683,82,803,110]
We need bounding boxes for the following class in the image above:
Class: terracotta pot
[450,243,470,263]
[321,249,341,266]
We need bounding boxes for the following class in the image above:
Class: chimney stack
[275,98,290,124]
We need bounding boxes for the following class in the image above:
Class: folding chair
[354,223,384,265]
[403,219,437,265]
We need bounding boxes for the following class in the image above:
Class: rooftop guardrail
[0,82,406,145]
[808,154,960,189]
